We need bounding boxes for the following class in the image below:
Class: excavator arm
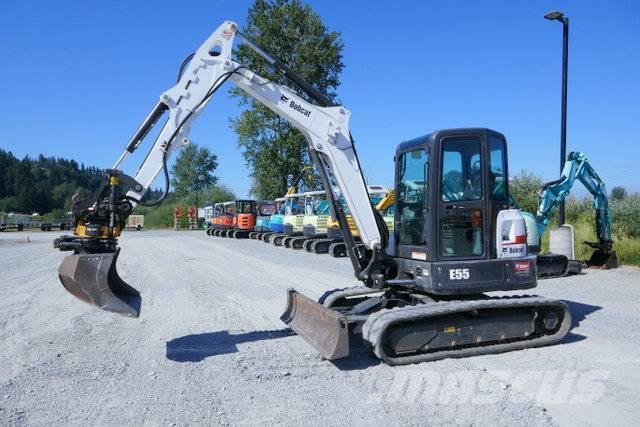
[54,21,389,320]
[535,151,617,267]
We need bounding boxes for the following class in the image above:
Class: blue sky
[1,0,639,197]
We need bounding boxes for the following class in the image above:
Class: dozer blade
[281,288,350,360]
[58,248,141,317]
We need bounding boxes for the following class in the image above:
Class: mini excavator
[54,21,575,365]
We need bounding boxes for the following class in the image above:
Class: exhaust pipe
[58,248,141,317]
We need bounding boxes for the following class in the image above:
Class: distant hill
[0,149,105,214]
[0,149,162,215]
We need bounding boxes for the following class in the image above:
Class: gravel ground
[1,230,639,425]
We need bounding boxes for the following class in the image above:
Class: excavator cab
[284,191,331,250]
[283,195,305,235]
[255,200,277,232]
[225,200,258,238]
[284,129,570,362]
[302,191,330,237]
[268,198,286,233]
[393,128,537,294]
[213,201,235,236]
[235,199,256,227]
[206,203,223,235]
[268,194,305,246]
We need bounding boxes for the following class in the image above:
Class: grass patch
[541,218,640,266]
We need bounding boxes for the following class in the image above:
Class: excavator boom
[54,21,382,319]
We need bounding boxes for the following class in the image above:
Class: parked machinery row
[205,186,396,259]
[206,200,276,238]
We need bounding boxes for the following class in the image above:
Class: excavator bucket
[280,288,350,360]
[58,248,141,317]
[587,249,619,269]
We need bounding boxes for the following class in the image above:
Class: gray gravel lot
[1,230,639,425]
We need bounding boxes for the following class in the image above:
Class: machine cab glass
[394,146,429,260]
[439,137,485,259]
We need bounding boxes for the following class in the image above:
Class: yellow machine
[309,186,390,256]
[376,189,395,232]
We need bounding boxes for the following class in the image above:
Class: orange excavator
[216,199,278,239]
[205,203,222,235]
[212,201,235,236]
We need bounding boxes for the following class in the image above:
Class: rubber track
[289,237,307,250]
[328,242,347,257]
[267,233,287,245]
[361,295,572,366]
[309,238,334,253]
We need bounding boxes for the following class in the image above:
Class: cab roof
[396,128,506,154]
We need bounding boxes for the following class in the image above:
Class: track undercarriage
[249,231,274,240]
[286,233,328,250]
[282,286,572,365]
[306,237,336,253]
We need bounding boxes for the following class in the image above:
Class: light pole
[544,10,569,225]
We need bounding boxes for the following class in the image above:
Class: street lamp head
[544,11,566,22]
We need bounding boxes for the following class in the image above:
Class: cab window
[441,138,483,202]
[489,136,507,200]
[397,149,428,246]
[259,204,276,216]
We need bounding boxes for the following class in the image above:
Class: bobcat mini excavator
[54,21,572,365]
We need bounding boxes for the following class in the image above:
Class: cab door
[437,135,487,261]
[395,147,429,260]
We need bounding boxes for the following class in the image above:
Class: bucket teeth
[58,248,141,317]
[281,288,350,360]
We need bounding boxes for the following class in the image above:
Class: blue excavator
[520,151,618,277]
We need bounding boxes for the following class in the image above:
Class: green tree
[13,159,34,212]
[611,186,627,201]
[170,143,218,207]
[231,0,344,199]
[203,184,236,204]
[0,149,106,214]
[509,170,543,215]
